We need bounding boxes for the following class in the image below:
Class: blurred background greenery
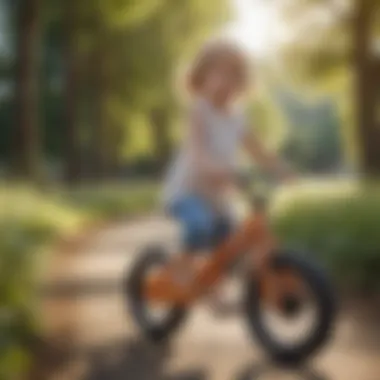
[0,0,380,377]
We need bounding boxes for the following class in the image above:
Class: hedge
[272,180,380,292]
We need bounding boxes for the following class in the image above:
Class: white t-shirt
[162,98,247,209]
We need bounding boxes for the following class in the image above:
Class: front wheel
[244,250,337,364]
[124,246,188,343]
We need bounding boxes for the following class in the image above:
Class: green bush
[272,180,380,292]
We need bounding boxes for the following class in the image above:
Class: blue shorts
[169,195,233,254]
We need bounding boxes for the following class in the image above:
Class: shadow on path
[84,338,206,380]
[30,337,207,380]
[234,361,329,380]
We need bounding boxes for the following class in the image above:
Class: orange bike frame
[144,210,278,305]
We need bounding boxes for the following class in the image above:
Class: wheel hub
[280,294,303,318]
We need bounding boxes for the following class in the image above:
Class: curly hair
[187,40,250,94]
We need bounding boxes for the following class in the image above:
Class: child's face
[203,57,243,106]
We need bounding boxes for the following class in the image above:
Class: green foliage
[25,0,230,177]
[275,89,342,173]
[0,0,229,174]
[98,0,163,30]
[249,102,285,153]
[272,180,380,292]
[0,188,85,378]
[276,0,351,84]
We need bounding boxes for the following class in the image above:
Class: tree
[274,0,380,176]
[74,0,169,179]
[352,0,380,176]
[64,0,82,183]
[0,0,16,167]
[14,0,42,180]
[83,0,229,174]
[34,0,229,181]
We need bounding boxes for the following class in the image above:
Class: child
[163,40,292,285]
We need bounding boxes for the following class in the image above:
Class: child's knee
[184,215,214,251]
[213,217,232,246]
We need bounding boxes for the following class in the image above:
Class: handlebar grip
[251,194,268,211]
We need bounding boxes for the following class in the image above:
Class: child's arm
[243,130,293,181]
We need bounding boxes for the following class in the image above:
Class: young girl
[163,40,292,283]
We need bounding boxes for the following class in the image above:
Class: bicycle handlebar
[235,171,278,211]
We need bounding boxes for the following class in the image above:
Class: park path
[35,215,380,380]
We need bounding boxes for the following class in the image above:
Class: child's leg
[206,214,237,314]
[212,215,233,249]
[169,196,215,284]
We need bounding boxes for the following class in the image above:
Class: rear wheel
[124,246,188,342]
[244,250,336,364]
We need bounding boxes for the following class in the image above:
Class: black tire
[124,246,188,343]
[244,250,337,364]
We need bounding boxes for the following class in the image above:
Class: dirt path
[35,216,380,380]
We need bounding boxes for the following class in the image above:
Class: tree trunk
[92,50,107,179]
[108,121,123,177]
[150,107,172,173]
[14,0,41,180]
[64,0,81,184]
[353,0,380,176]
[90,21,109,180]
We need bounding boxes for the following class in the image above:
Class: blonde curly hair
[187,40,250,94]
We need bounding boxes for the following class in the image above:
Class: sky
[225,0,289,57]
